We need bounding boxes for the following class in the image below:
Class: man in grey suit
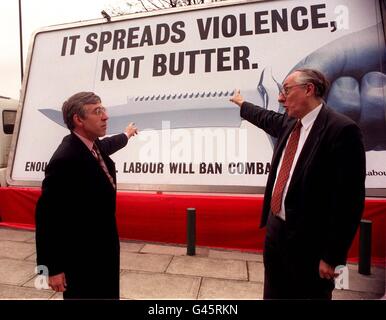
[230,69,366,299]
[35,92,138,299]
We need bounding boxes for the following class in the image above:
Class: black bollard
[358,219,372,275]
[187,208,196,256]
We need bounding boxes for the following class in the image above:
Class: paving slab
[198,278,263,300]
[50,292,64,300]
[120,241,145,253]
[140,244,209,257]
[22,275,50,290]
[25,237,36,243]
[120,270,201,300]
[0,240,36,260]
[348,263,385,279]
[332,289,383,300]
[25,253,36,262]
[345,265,385,295]
[166,256,247,280]
[209,249,263,262]
[247,261,264,283]
[347,274,385,295]
[0,231,383,301]
[120,252,173,272]
[0,228,34,242]
[0,258,36,286]
[140,244,188,256]
[0,283,54,299]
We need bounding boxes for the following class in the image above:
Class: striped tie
[92,143,116,189]
[270,120,302,215]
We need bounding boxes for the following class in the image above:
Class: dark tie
[92,143,116,189]
[271,120,302,215]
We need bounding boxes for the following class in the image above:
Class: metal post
[187,208,196,256]
[358,219,372,275]
[18,0,24,82]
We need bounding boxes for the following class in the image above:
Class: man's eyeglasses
[279,83,308,97]
[89,106,107,116]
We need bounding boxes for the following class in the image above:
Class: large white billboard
[8,0,386,193]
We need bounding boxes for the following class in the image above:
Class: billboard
[8,0,386,193]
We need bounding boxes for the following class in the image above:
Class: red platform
[0,187,384,266]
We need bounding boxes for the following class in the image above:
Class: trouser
[62,267,120,300]
[263,213,334,299]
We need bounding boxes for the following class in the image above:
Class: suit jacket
[241,102,366,267]
[35,132,128,295]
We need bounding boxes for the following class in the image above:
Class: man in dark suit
[230,69,366,299]
[35,92,138,299]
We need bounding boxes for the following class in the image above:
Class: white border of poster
[7,0,386,195]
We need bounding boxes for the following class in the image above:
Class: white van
[0,96,18,186]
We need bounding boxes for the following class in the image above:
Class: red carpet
[0,187,384,266]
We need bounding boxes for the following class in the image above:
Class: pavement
[0,226,384,300]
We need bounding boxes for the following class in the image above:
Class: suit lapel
[289,105,329,188]
[70,133,116,187]
[70,133,97,162]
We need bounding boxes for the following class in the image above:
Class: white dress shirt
[273,104,322,221]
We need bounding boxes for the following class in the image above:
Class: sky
[0,0,123,100]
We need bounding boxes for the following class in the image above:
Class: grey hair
[294,68,330,98]
[62,92,101,130]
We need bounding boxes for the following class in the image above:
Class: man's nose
[278,94,285,103]
[102,112,109,121]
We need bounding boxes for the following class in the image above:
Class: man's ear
[73,114,84,127]
[306,83,316,97]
